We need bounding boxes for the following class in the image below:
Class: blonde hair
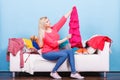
[38,17,48,47]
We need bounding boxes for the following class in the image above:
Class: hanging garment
[7,38,24,68]
[69,6,83,48]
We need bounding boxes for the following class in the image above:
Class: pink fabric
[69,6,83,48]
[87,36,112,50]
[7,38,24,68]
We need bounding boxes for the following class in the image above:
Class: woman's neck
[45,28,52,33]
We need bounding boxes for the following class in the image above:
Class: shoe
[70,73,84,79]
[50,72,62,79]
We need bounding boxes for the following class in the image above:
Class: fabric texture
[69,6,83,48]
[32,41,40,50]
[86,35,112,50]
[23,38,34,49]
[7,38,24,68]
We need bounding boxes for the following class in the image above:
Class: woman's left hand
[67,34,72,39]
[64,8,73,18]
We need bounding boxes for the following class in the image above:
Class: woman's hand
[66,34,72,39]
[58,34,72,44]
[64,8,73,18]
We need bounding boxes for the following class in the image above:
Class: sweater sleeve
[52,16,67,32]
[43,35,59,48]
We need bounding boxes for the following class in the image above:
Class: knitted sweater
[69,6,83,48]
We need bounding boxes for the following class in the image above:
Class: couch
[9,42,110,78]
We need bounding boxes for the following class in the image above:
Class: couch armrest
[98,42,110,55]
[10,51,21,71]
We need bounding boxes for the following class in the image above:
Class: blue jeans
[42,49,76,73]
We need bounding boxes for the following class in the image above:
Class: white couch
[10,42,110,77]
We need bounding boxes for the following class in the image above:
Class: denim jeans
[42,49,76,73]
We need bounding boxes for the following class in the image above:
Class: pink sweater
[69,6,83,48]
[42,16,67,53]
[7,38,24,68]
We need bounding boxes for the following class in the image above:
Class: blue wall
[0,0,120,71]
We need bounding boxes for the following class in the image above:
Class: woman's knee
[67,49,75,55]
[61,52,68,58]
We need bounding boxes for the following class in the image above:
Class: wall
[0,0,120,71]
[0,0,3,70]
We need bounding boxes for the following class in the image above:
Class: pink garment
[7,38,24,68]
[69,6,83,48]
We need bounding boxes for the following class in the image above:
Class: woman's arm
[58,34,72,44]
[64,9,73,18]
[52,8,73,32]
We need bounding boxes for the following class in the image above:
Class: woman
[38,7,84,79]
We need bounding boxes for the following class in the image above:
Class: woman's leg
[64,49,85,79]
[42,51,68,72]
[42,50,84,79]
[63,49,76,73]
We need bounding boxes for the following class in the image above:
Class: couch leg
[12,72,15,78]
[104,72,107,78]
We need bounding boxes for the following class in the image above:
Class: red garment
[86,35,112,50]
[69,6,83,48]
[42,16,67,53]
[7,38,24,68]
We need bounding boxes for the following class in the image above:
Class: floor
[0,72,120,80]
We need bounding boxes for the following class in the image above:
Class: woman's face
[44,18,51,28]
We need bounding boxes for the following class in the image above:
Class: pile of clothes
[7,35,41,68]
[75,35,112,55]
